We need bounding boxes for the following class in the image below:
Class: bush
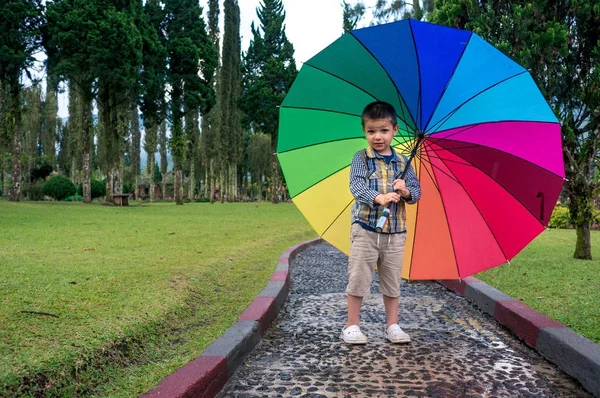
[195,197,210,203]
[64,194,83,202]
[76,179,107,200]
[548,205,570,229]
[41,176,76,201]
[22,181,45,201]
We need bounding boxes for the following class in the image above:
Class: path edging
[438,278,600,396]
[142,238,322,398]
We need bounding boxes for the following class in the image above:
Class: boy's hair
[361,101,398,127]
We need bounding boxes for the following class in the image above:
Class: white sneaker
[340,325,368,344]
[384,324,411,343]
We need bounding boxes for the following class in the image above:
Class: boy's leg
[378,233,406,324]
[346,294,364,328]
[346,224,378,327]
[383,294,399,328]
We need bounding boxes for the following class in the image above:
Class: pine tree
[140,0,166,202]
[240,0,297,203]
[0,0,44,201]
[45,0,101,203]
[201,0,220,203]
[164,0,217,205]
[213,0,243,202]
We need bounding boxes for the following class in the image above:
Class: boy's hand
[375,192,400,206]
[393,179,411,199]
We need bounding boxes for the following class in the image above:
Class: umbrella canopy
[276,19,564,280]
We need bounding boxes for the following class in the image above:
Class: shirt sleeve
[349,152,379,208]
[401,161,421,205]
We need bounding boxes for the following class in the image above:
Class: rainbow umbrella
[276,19,565,280]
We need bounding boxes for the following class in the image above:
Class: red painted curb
[495,300,565,347]
[239,296,276,335]
[278,257,290,265]
[142,355,228,398]
[270,270,288,282]
[439,279,467,296]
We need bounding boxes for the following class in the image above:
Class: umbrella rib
[426,135,566,180]
[280,105,362,118]
[417,142,462,186]
[320,197,355,239]
[348,31,419,134]
[421,144,462,278]
[431,139,555,229]
[302,63,418,134]
[407,20,423,130]
[426,120,560,145]
[424,71,528,134]
[277,136,365,156]
[422,33,474,132]
[428,143,511,265]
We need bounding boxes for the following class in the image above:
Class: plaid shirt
[350,147,421,234]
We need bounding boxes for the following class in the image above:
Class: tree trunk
[82,150,91,203]
[569,192,593,259]
[220,167,226,203]
[209,159,215,204]
[204,167,208,198]
[230,163,237,202]
[10,88,22,202]
[149,152,155,202]
[106,172,113,202]
[271,153,279,204]
[175,167,183,205]
[575,223,592,259]
[82,95,93,203]
[189,161,195,201]
[131,102,140,199]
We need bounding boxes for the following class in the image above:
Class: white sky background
[52,0,375,117]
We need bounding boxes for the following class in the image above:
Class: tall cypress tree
[140,0,166,202]
[201,0,220,203]
[0,0,44,201]
[45,0,101,203]
[240,0,296,203]
[94,0,143,199]
[213,0,242,202]
[164,0,217,205]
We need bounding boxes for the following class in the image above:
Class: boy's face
[362,118,398,154]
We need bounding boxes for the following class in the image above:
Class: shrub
[548,205,571,229]
[64,194,83,202]
[195,198,210,203]
[41,176,76,201]
[22,181,45,201]
[76,179,106,200]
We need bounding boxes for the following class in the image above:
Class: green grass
[0,201,315,397]
[476,228,600,344]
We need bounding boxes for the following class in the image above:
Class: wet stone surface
[218,243,590,397]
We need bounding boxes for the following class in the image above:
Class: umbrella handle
[375,207,390,232]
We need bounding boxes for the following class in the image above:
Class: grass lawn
[476,228,600,345]
[0,201,315,397]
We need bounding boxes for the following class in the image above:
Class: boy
[342,101,421,345]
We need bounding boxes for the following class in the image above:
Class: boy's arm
[349,152,379,208]
[401,162,421,205]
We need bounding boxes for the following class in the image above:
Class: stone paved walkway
[218,242,590,397]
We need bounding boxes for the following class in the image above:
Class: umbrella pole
[375,135,423,232]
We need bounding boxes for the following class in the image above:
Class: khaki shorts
[346,223,406,298]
